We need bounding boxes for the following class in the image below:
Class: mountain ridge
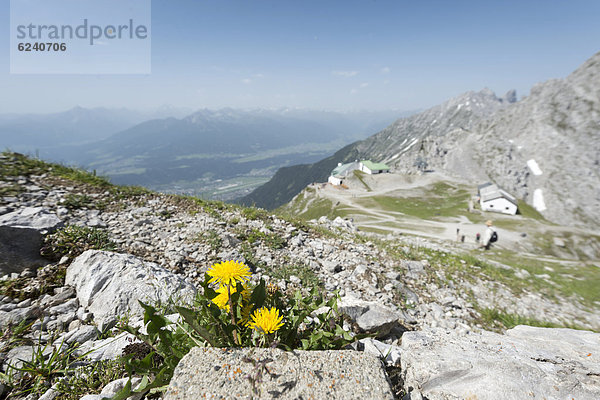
[240,51,600,229]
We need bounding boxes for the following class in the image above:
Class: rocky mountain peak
[353,87,509,168]
[502,89,517,103]
[478,87,496,97]
[352,52,599,228]
[567,50,600,85]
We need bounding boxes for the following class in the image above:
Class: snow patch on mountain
[533,189,547,211]
[527,159,543,176]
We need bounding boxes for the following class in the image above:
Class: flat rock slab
[0,305,40,331]
[165,347,394,400]
[401,325,600,400]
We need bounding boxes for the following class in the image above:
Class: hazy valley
[1,108,403,200]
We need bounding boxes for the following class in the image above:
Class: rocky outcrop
[0,226,49,275]
[401,325,600,400]
[65,250,197,323]
[364,53,600,229]
[165,347,395,400]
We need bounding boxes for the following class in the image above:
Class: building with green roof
[328,161,359,185]
[359,160,390,174]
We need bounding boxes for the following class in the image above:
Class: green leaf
[204,285,217,300]
[176,306,218,347]
[250,279,266,309]
[140,302,167,329]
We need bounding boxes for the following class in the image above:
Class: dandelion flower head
[248,307,284,334]
[207,260,251,286]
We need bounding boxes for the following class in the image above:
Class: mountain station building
[478,182,518,215]
[328,161,359,186]
[358,160,390,174]
[328,160,390,186]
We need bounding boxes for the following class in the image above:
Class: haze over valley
[1,107,404,199]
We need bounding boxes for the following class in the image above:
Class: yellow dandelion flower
[207,260,251,286]
[248,307,284,334]
[211,283,251,311]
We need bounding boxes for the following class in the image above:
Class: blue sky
[1,0,599,113]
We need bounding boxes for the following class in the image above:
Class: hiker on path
[481,220,497,250]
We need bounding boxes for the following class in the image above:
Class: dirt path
[317,172,548,253]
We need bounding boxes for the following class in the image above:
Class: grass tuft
[41,226,117,261]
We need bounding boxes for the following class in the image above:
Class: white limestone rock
[65,250,196,323]
[165,347,394,400]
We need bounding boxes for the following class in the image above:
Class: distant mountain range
[0,107,145,149]
[240,52,600,229]
[1,107,406,199]
[0,106,194,151]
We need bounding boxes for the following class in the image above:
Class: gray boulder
[56,324,99,346]
[3,344,54,371]
[40,286,76,308]
[65,250,196,323]
[401,325,600,400]
[402,260,427,280]
[37,384,60,400]
[320,259,343,273]
[0,207,62,232]
[332,216,356,231]
[339,295,402,336]
[165,347,394,400]
[87,217,107,229]
[76,332,139,362]
[47,298,79,316]
[356,337,402,366]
